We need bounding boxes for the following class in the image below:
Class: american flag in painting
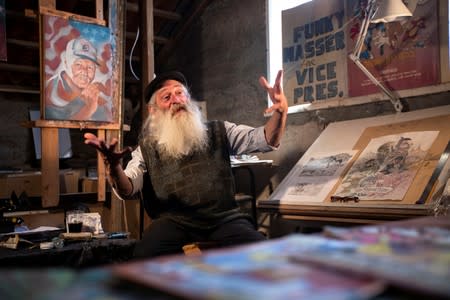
[43,13,114,122]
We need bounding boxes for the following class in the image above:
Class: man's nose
[169,94,183,104]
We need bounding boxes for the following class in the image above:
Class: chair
[138,169,256,255]
[232,165,257,228]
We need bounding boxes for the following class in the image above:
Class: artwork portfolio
[334,131,439,201]
[274,151,357,204]
[42,12,114,122]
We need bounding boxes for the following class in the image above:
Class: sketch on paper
[42,13,114,122]
[334,131,439,201]
[278,151,357,204]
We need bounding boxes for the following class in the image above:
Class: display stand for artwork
[260,105,450,224]
[35,0,125,208]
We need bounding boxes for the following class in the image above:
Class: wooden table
[0,238,136,268]
[258,200,434,226]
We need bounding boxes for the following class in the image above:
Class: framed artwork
[346,0,440,97]
[282,0,348,106]
[333,131,439,201]
[41,11,116,122]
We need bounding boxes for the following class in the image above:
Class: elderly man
[84,70,288,258]
[45,37,111,121]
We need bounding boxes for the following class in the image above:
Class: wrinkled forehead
[156,80,185,94]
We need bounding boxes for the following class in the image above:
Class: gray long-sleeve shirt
[122,121,275,197]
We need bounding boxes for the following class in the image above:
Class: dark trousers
[133,217,266,259]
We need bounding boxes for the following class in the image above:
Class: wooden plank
[41,127,60,207]
[141,0,154,122]
[96,0,103,20]
[39,7,106,26]
[34,119,122,130]
[39,0,55,8]
[258,202,431,221]
[94,0,105,202]
[97,129,106,202]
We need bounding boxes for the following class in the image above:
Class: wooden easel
[37,0,125,208]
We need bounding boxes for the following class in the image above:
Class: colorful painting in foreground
[334,131,439,200]
[114,235,384,300]
[43,13,114,122]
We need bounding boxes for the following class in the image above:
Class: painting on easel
[42,11,114,122]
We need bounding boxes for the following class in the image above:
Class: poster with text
[346,0,440,97]
[282,0,348,106]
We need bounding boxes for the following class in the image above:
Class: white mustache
[170,103,187,115]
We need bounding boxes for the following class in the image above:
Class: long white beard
[141,101,208,159]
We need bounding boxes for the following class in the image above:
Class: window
[266,0,312,109]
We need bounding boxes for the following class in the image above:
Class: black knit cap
[144,71,188,103]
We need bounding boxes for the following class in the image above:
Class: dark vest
[139,120,248,229]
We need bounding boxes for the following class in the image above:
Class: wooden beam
[153,8,182,21]
[34,119,123,130]
[125,31,169,45]
[41,127,60,207]
[96,0,103,20]
[97,129,106,202]
[141,0,154,122]
[127,3,181,21]
[0,63,39,73]
[0,85,39,94]
[7,39,39,48]
[39,0,56,9]
[39,7,106,26]
[157,0,212,65]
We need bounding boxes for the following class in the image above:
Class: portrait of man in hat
[43,14,113,122]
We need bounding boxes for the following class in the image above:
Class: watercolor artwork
[334,131,439,200]
[275,151,357,203]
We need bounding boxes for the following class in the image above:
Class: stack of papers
[230,155,273,166]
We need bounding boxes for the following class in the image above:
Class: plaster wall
[164,0,450,202]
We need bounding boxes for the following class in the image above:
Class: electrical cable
[129,26,140,81]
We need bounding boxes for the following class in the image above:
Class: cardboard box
[81,177,98,193]
[1,171,42,198]
[0,169,83,198]
[60,170,81,194]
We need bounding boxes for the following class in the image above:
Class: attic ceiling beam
[157,0,212,64]
[0,85,39,94]
[153,8,182,21]
[127,3,181,21]
[125,31,169,44]
[0,63,39,73]
[153,35,170,44]
[7,39,39,48]
[5,9,38,19]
